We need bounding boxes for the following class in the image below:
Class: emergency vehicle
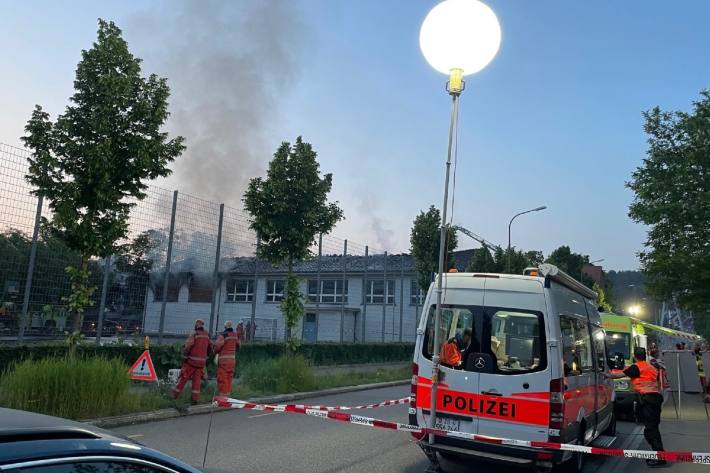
[411,264,615,472]
[601,312,700,414]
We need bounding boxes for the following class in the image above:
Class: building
[143,253,427,343]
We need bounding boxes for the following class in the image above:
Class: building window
[265,279,285,302]
[307,279,348,303]
[366,279,395,304]
[226,278,254,302]
[410,279,425,305]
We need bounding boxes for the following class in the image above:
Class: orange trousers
[171,362,204,402]
[217,361,236,396]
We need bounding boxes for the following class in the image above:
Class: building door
[303,313,317,342]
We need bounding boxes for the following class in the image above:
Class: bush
[241,355,316,395]
[0,342,414,376]
[0,356,153,419]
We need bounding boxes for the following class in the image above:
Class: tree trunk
[286,258,293,342]
[71,257,88,333]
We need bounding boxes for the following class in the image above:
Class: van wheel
[603,413,616,436]
[559,451,584,473]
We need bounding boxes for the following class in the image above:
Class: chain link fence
[0,142,422,344]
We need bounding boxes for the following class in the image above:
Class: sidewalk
[654,420,710,470]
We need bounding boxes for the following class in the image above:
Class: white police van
[410,264,615,472]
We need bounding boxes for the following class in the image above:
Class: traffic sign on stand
[129,350,158,381]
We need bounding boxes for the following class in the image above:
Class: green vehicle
[601,313,647,415]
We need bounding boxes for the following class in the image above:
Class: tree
[594,282,613,312]
[21,20,185,331]
[466,245,497,272]
[545,245,593,287]
[628,91,710,318]
[243,137,343,350]
[410,206,458,292]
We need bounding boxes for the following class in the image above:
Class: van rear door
[416,283,485,437]
[476,277,550,442]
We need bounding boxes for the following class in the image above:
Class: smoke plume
[129,0,307,206]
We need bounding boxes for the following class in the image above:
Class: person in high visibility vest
[214,320,240,397]
[606,347,666,467]
[171,319,212,404]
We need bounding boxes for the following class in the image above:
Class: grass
[0,355,410,419]
[0,356,163,419]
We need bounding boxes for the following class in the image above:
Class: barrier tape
[265,396,412,412]
[215,396,710,465]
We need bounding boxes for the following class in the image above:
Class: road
[113,385,643,473]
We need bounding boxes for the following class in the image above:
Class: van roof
[439,264,597,300]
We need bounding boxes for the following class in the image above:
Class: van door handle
[481,390,502,396]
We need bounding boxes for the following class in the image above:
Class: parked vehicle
[601,312,700,416]
[0,407,203,472]
[411,264,615,472]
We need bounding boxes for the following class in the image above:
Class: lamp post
[581,257,604,282]
[419,0,501,447]
[506,206,546,273]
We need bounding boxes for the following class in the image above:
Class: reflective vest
[185,330,211,368]
[440,341,461,367]
[631,361,660,394]
[216,331,239,366]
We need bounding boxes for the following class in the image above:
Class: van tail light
[548,377,564,441]
[409,362,420,437]
[410,362,419,409]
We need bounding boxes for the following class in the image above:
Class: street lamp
[507,206,547,273]
[419,0,501,446]
[581,258,604,282]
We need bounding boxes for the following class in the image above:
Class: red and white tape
[273,396,411,411]
[214,396,710,465]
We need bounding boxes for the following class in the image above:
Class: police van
[411,264,615,471]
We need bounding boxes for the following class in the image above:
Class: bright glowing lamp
[420,0,501,91]
[420,0,503,447]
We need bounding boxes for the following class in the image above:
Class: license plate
[434,416,461,432]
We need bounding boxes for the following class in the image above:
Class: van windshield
[422,304,546,374]
[605,331,631,361]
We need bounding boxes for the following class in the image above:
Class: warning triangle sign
[129,350,158,381]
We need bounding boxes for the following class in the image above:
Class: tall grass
[0,356,155,419]
[241,355,316,394]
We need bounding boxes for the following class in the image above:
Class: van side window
[592,327,607,372]
[560,316,594,376]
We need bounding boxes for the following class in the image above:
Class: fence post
[399,254,404,342]
[95,255,112,344]
[208,204,224,336]
[250,237,259,343]
[158,190,178,343]
[381,251,387,342]
[18,194,43,343]
[340,240,347,343]
[315,234,322,342]
[362,245,368,343]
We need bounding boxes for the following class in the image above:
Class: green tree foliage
[243,137,343,349]
[21,20,185,331]
[409,206,458,291]
[628,91,710,320]
[594,282,613,312]
[545,245,594,287]
[466,245,497,272]
[466,245,542,274]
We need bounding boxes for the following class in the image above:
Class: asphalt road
[112,385,643,473]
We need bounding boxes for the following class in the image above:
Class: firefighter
[171,319,212,404]
[606,347,666,467]
[214,320,240,397]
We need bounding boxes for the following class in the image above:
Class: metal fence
[0,142,422,344]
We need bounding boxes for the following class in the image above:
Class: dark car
[0,407,203,472]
